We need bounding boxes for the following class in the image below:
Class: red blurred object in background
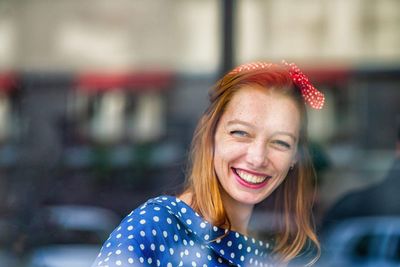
[0,72,17,93]
[76,71,175,92]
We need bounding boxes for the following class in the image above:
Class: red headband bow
[229,61,325,109]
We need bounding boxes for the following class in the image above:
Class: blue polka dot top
[91,195,275,267]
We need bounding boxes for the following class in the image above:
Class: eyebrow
[227,119,255,129]
[226,119,298,142]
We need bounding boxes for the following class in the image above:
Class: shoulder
[92,196,183,266]
[110,195,186,242]
[113,196,171,229]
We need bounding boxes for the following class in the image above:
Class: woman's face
[213,85,300,206]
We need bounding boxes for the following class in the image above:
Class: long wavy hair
[181,64,320,265]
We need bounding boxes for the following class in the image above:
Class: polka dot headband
[229,60,325,109]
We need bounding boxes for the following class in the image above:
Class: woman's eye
[273,140,291,149]
[230,130,248,137]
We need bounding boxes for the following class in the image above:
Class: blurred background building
[0,0,399,266]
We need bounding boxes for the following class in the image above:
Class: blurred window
[350,233,386,260]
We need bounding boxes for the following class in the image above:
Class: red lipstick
[232,168,270,189]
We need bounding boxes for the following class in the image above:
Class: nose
[246,141,268,168]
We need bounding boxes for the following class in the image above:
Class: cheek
[214,141,245,178]
[270,152,295,172]
[215,140,245,164]
[213,145,231,175]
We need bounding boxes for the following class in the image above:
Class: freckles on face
[213,86,301,206]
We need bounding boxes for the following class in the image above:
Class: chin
[231,190,268,206]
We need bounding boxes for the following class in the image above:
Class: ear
[291,153,299,168]
[290,161,296,169]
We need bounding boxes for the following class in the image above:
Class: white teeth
[236,169,268,184]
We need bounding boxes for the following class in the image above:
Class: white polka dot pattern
[229,62,273,74]
[282,60,325,109]
[91,196,275,267]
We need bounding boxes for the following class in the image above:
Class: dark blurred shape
[322,120,400,227]
[309,142,331,175]
[323,157,400,226]
[317,217,400,267]
[319,118,400,266]
[220,0,236,76]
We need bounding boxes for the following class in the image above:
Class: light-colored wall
[0,0,220,72]
[237,0,400,64]
[1,0,400,71]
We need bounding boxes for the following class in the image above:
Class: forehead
[221,86,301,134]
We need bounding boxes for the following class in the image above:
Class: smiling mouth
[232,168,271,185]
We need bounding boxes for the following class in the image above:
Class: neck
[179,190,254,235]
[221,190,254,235]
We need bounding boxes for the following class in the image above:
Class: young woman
[92,61,324,267]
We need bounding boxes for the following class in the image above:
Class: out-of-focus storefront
[0,0,400,266]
